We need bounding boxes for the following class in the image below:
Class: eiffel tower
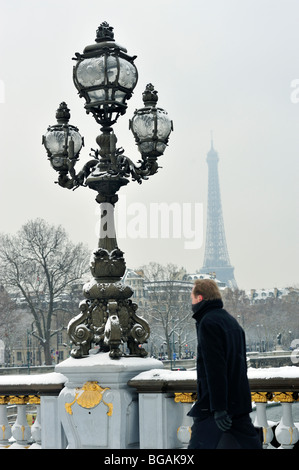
[200,137,237,289]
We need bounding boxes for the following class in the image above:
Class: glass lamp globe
[129,84,173,158]
[42,102,84,172]
[73,22,138,128]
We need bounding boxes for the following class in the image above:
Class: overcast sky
[0,0,298,291]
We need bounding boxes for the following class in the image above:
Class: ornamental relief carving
[65,381,113,416]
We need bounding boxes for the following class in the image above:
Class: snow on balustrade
[128,365,299,449]
[0,372,66,448]
[0,372,66,389]
[0,366,297,449]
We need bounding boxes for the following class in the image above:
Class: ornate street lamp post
[42,22,172,359]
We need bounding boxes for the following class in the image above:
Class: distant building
[122,269,147,306]
[245,287,297,303]
[122,269,227,307]
[182,272,227,289]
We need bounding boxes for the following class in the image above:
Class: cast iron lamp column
[42,22,172,359]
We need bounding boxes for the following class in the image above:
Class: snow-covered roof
[183,273,227,288]
[245,287,294,301]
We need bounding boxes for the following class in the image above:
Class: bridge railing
[128,366,299,449]
[0,372,66,448]
[0,366,298,449]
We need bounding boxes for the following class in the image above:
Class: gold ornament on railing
[65,381,113,416]
[251,392,273,403]
[174,393,197,403]
[0,396,10,405]
[272,392,296,403]
[9,395,29,405]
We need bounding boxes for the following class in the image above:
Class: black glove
[214,410,232,432]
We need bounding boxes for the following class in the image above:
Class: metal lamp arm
[56,157,99,190]
[110,149,160,184]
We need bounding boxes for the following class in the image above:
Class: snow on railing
[0,366,298,449]
[128,366,299,449]
[0,372,66,448]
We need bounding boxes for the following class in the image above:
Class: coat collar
[191,298,223,322]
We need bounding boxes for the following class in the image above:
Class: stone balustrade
[0,365,298,449]
[128,366,299,449]
[0,372,66,448]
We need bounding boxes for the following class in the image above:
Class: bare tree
[138,262,194,360]
[247,290,299,351]
[222,287,299,352]
[222,288,251,328]
[0,218,90,364]
[0,285,20,363]
[0,285,19,332]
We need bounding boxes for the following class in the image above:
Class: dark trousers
[188,414,262,449]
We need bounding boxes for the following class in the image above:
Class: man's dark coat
[189,299,252,419]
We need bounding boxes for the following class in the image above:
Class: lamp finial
[56,102,70,124]
[142,83,158,107]
[95,22,114,43]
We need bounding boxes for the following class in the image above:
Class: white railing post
[9,396,31,448]
[273,393,299,449]
[174,393,194,448]
[251,393,274,448]
[28,396,42,449]
[0,397,12,448]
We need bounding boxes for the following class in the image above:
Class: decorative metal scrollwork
[42,24,172,359]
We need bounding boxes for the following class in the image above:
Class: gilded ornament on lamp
[65,381,113,416]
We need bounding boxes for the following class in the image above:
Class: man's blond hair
[193,279,222,300]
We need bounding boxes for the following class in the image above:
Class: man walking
[188,279,261,449]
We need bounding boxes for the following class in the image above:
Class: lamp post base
[67,197,150,359]
[56,353,163,449]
